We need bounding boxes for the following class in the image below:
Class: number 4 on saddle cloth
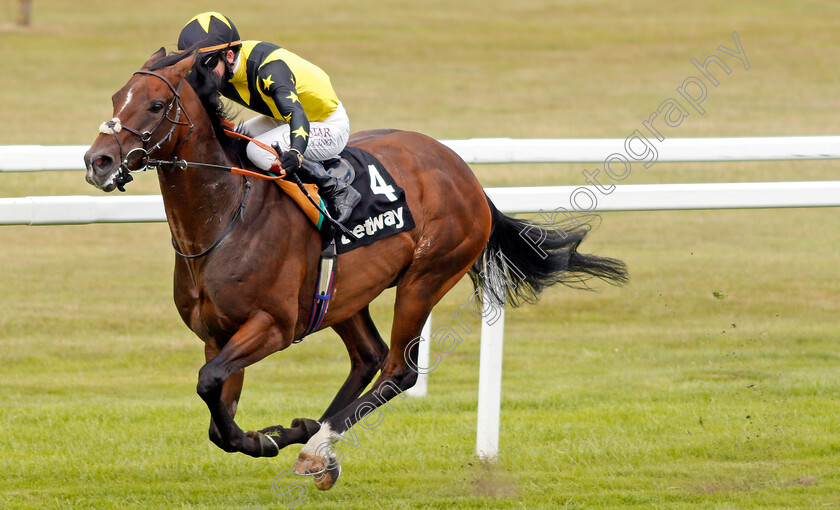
[288,146,416,340]
[331,146,416,253]
[288,146,416,252]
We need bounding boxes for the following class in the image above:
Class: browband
[195,40,242,53]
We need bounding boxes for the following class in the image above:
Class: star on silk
[262,75,275,90]
[292,126,309,140]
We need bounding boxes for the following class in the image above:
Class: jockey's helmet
[178,12,241,54]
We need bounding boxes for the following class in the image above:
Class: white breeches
[242,101,350,170]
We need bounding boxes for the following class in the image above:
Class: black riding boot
[297,158,361,224]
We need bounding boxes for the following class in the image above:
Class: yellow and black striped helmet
[177,12,241,53]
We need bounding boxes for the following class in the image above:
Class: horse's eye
[150,101,165,113]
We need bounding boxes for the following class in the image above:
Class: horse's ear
[172,52,197,81]
[141,47,167,70]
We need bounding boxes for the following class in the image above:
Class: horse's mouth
[84,152,122,192]
[85,168,121,192]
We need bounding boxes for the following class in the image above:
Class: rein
[145,126,288,182]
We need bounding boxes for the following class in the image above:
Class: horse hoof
[290,417,321,436]
[293,451,341,490]
[245,430,280,457]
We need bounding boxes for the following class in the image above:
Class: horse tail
[468,197,629,308]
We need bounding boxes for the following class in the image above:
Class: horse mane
[149,46,249,164]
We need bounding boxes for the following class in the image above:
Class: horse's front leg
[207,371,245,450]
[197,310,293,457]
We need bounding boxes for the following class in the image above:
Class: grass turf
[1,1,839,508]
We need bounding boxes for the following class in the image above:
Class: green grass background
[1,1,838,508]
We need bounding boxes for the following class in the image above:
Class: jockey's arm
[258,61,310,156]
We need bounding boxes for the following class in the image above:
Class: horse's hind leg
[295,249,481,489]
[321,306,389,419]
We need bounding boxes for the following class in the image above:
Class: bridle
[101,69,289,184]
[98,70,194,191]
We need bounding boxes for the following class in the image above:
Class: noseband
[98,70,194,191]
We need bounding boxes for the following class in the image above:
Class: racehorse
[84,48,628,490]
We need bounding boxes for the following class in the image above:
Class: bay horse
[84,48,628,490]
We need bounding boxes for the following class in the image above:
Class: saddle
[273,178,325,228]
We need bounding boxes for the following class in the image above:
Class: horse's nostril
[94,155,113,171]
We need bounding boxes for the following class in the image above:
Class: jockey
[177,12,360,223]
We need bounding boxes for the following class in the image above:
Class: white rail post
[475,288,505,460]
[406,315,432,397]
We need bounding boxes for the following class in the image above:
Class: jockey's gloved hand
[280,149,304,174]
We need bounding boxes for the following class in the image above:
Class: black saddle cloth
[332,146,415,254]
